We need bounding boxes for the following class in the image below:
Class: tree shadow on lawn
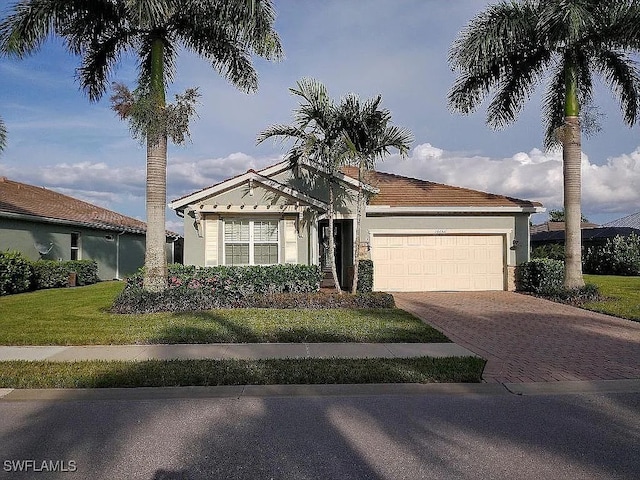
[146,308,450,344]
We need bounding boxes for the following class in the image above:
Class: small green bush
[67,260,99,285]
[583,234,640,275]
[31,260,71,289]
[515,258,564,294]
[31,259,99,290]
[356,259,374,293]
[543,283,601,304]
[0,251,32,296]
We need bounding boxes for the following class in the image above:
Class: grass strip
[0,357,485,388]
[582,274,640,322]
[0,282,448,345]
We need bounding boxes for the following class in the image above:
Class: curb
[2,379,639,402]
[0,383,508,402]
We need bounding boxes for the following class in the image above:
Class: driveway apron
[394,292,640,383]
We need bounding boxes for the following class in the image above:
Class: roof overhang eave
[366,205,545,214]
[0,210,180,238]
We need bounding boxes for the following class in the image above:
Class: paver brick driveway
[394,292,640,384]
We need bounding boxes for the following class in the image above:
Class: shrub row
[111,289,395,314]
[0,251,99,296]
[532,234,640,276]
[0,251,33,295]
[125,264,322,295]
[114,264,323,313]
[515,258,601,303]
[515,258,564,294]
[583,234,640,276]
[112,263,393,313]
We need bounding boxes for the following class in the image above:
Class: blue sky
[2,0,640,234]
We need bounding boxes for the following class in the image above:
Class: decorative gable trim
[295,158,379,194]
[169,169,327,211]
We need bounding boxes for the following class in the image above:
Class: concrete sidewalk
[0,342,476,362]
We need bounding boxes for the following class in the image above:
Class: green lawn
[0,282,448,345]
[583,274,640,322]
[0,356,485,388]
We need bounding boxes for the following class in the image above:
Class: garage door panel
[372,234,505,292]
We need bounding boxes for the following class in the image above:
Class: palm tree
[448,0,640,289]
[0,116,6,153]
[0,0,282,291]
[258,78,347,293]
[338,94,413,293]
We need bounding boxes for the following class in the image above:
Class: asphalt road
[0,389,638,480]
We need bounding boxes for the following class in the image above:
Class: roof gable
[169,166,327,211]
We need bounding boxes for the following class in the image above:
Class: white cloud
[385,143,640,219]
[4,140,640,230]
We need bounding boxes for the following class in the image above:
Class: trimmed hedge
[113,264,324,313]
[356,259,374,293]
[31,259,100,290]
[31,260,70,290]
[67,260,100,285]
[542,283,601,304]
[126,264,322,294]
[0,251,99,295]
[0,251,32,295]
[111,290,396,314]
[111,264,395,313]
[515,258,564,294]
[583,234,640,275]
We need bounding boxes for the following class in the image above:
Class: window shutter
[205,218,219,266]
[284,219,298,264]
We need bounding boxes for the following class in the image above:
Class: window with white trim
[224,219,279,266]
[71,232,80,260]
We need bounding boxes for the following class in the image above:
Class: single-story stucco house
[0,177,182,280]
[169,160,543,292]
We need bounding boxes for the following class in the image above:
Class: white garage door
[371,234,505,292]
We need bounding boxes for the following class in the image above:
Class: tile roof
[530,221,600,234]
[603,211,640,229]
[0,177,164,235]
[532,227,640,243]
[340,167,542,208]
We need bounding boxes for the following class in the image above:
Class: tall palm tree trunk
[351,160,365,294]
[562,115,584,289]
[327,179,342,293]
[143,38,168,292]
[562,68,584,289]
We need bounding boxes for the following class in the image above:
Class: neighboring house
[531,227,640,248]
[531,218,640,248]
[603,211,640,229]
[530,220,599,234]
[170,160,543,292]
[0,177,182,280]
